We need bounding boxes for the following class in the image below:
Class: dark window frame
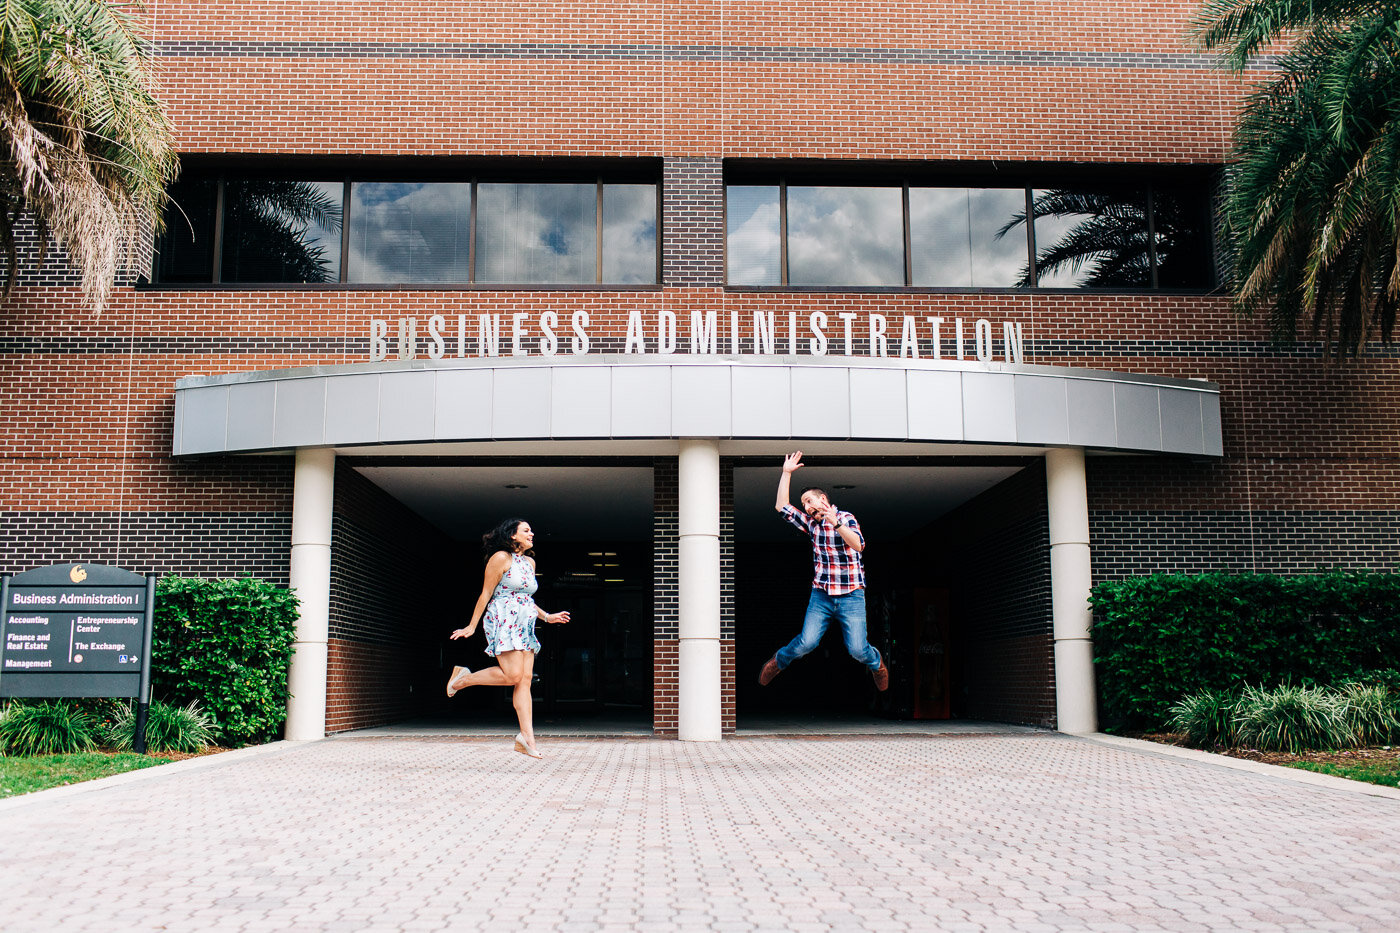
[148,158,663,289]
[723,160,1219,294]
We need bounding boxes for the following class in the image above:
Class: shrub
[0,701,100,756]
[1092,571,1400,728]
[1169,689,1241,747]
[104,700,217,753]
[152,576,299,746]
[1235,684,1353,754]
[1350,668,1400,693]
[1339,683,1399,746]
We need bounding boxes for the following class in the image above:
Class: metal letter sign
[0,563,157,752]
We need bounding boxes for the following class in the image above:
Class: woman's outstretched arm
[451,551,512,640]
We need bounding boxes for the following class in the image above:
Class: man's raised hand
[783,451,804,473]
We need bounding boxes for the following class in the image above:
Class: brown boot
[872,660,890,692]
[758,656,782,686]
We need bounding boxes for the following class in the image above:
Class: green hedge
[1090,571,1400,728]
[152,576,299,746]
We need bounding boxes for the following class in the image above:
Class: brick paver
[1,732,1397,931]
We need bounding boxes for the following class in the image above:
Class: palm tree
[996,189,1211,289]
[0,0,177,312]
[219,180,344,283]
[1192,0,1400,357]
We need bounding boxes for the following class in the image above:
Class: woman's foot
[446,665,470,697]
[513,733,543,759]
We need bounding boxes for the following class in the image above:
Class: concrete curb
[0,738,316,812]
[1082,732,1400,801]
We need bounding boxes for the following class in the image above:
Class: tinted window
[726,186,780,285]
[601,184,657,284]
[1031,187,1150,288]
[787,186,904,286]
[909,187,1027,287]
[476,183,595,284]
[348,182,470,283]
[220,180,344,283]
[153,177,217,283]
[1152,187,1214,289]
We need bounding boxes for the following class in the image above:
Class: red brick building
[1,2,1394,738]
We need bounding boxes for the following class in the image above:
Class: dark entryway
[444,541,653,725]
[731,459,1053,729]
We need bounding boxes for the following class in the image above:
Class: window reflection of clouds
[477,183,595,284]
[602,184,657,284]
[910,188,1026,287]
[788,187,903,286]
[727,186,780,285]
[349,182,470,283]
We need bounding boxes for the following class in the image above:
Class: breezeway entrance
[326,455,1062,734]
[170,356,1222,739]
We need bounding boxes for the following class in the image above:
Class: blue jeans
[775,588,882,671]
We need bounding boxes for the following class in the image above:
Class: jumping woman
[446,518,570,759]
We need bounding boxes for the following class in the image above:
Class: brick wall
[927,463,1056,727]
[147,1,1238,162]
[652,458,679,734]
[326,461,462,732]
[652,457,738,736]
[1,0,1396,734]
[0,455,293,580]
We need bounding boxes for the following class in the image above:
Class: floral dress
[482,553,541,656]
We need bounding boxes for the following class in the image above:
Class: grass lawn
[0,752,168,798]
[1286,757,1400,788]
[1135,733,1400,788]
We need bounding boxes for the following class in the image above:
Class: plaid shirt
[781,503,866,595]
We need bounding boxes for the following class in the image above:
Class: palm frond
[0,0,177,311]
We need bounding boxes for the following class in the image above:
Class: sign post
[0,563,157,752]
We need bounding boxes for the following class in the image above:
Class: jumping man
[759,450,890,691]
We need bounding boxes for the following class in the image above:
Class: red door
[913,588,951,719]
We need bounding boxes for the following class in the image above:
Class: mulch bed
[144,746,231,762]
[91,746,232,762]
[1132,732,1399,766]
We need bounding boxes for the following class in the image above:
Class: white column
[285,447,335,741]
[1046,447,1098,735]
[677,438,722,741]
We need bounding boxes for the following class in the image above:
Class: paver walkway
[2,731,1397,931]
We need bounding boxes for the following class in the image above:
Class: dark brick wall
[928,462,1055,727]
[652,457,679,734]
[1,0,1396,736]
[652,456,737,736]
[662,158,725,287]
[326,461,461,733]
[1087,457,1400,579]
[1089,510,1400,579]
[0,510,291,581]
[0,455,294,580]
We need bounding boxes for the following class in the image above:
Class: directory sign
[0,563,155,699]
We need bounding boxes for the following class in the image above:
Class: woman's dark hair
[482,518,533,560]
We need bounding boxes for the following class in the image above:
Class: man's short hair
[798,486,828,500]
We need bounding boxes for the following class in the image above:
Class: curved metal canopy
[172,356,1222,458]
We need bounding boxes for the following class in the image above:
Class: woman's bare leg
[449,665,512,691]
[497,650,537,752]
